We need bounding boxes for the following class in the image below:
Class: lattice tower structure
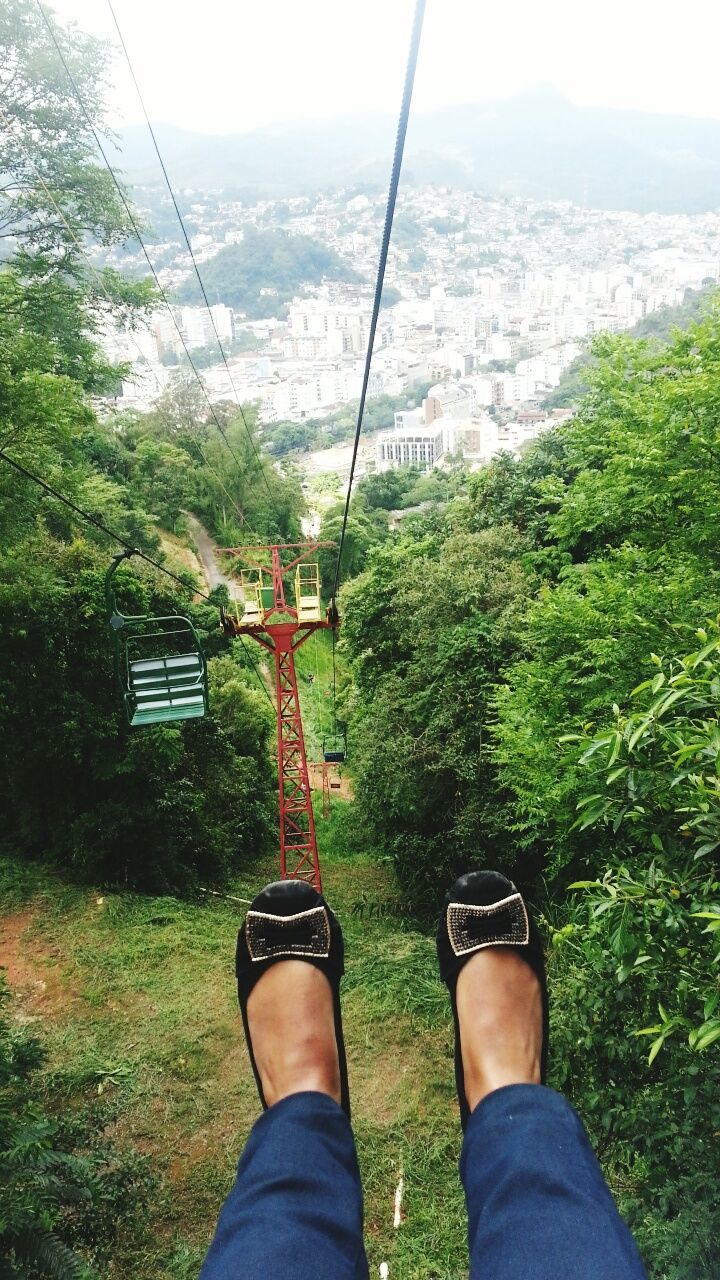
[221,544,336,892]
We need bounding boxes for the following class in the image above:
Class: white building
[180,307,214,349]
[376,423,445,472]
[210,304,234,345]
[288,302,367,355]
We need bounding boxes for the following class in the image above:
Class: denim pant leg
[461,1084,647,1280]
[200,1091,369,1280]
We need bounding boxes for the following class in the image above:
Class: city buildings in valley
[99,184,720,466]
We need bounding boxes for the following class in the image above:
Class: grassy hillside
[0,824,467,1280]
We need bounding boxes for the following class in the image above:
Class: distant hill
[175,226,361,316]
[110,88,720,213]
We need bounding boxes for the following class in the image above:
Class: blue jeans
[200,1085,647,1280]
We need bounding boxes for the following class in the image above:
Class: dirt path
[0,909,75,1023]
[307,761,354,800]
[184,515,276,700]
[185,514,242,599]
[158,531,204,581]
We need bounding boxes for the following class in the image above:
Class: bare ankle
[247,961,341,1108]
[456,948,542,1113]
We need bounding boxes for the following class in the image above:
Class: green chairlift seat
[106,551,209,727]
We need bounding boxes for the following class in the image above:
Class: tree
[357,468,417,511]
[341,525,534,914]
[547,632,720,1277]
[0,0,133,256]
[317,502,387,589]
[0,976,153,1278]
[0,0,284,895]
[175,227,361,317]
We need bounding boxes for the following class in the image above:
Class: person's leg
[200,1090,368,1280]
[461,1083,646,1280]
[442,879,647,1280]
[201,888,369,1280]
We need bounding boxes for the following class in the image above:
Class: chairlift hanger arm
[105,547,139,622]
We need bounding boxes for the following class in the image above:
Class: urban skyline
[101,182,720,480]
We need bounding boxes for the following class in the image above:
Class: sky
[50,0,720,136]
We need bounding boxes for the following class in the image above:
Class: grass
[293,625,340,760]
[0,585,469,1275]
[0,830,470,1279]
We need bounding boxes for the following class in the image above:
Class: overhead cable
[1,446,276,710]
[105,0,276,505]
[35,0,251,486]
[237,636,276,711]
[331,0,426,603]
[0,446,213,601]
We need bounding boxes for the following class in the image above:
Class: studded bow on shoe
[236,880,350,1118]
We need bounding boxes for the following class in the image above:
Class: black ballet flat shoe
[235,879,351,1118]
[437,870,549,1130]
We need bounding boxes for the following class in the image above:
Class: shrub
[548,627,720,1277]
[0,978,154,1278]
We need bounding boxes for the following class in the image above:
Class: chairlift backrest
[295,562,322,623]
[105,551,209,727]
[322,728,347,764]
[240,569,265,625]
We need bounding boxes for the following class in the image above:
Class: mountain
[109,88,720,214]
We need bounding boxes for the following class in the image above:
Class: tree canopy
[175,226,361,316]
[339,309,720,1272]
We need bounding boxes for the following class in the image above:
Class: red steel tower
[221,543,336,893]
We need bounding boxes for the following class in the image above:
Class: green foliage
[630,285,716,340]
[425,216,464,235]
[543,285,717,411]
[175,227,360,317]
[546,630,720,1275]
[0,542,275,892]
[341,526,534,915]
[0,2,284,899]
[0,0,135,257]
[494,308,720,868]
[112,379,303,548]
[342,304,720,1270]
[317,502,389,587]
[357,468,418,511]
[159,330,262,368]
[0,979,152,1279]
[262,385,433,457]
[379,284,402,309]
[492,548,720,872]
[549,324,720,563]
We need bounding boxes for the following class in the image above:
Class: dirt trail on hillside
[185,514,242,599]
[307,761,354,800]
[0,910,75,1022]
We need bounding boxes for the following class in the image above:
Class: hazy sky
[50,0,720,135]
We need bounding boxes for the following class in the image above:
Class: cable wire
[3,117,160,379]
[331,0,425,604]
[0,446,213,601]
[0,448,275,711]
[105,0,276,506]
[3,116,253,537]
[5,60,272,714]
[331,625,338,743]
[35,0,253,490]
